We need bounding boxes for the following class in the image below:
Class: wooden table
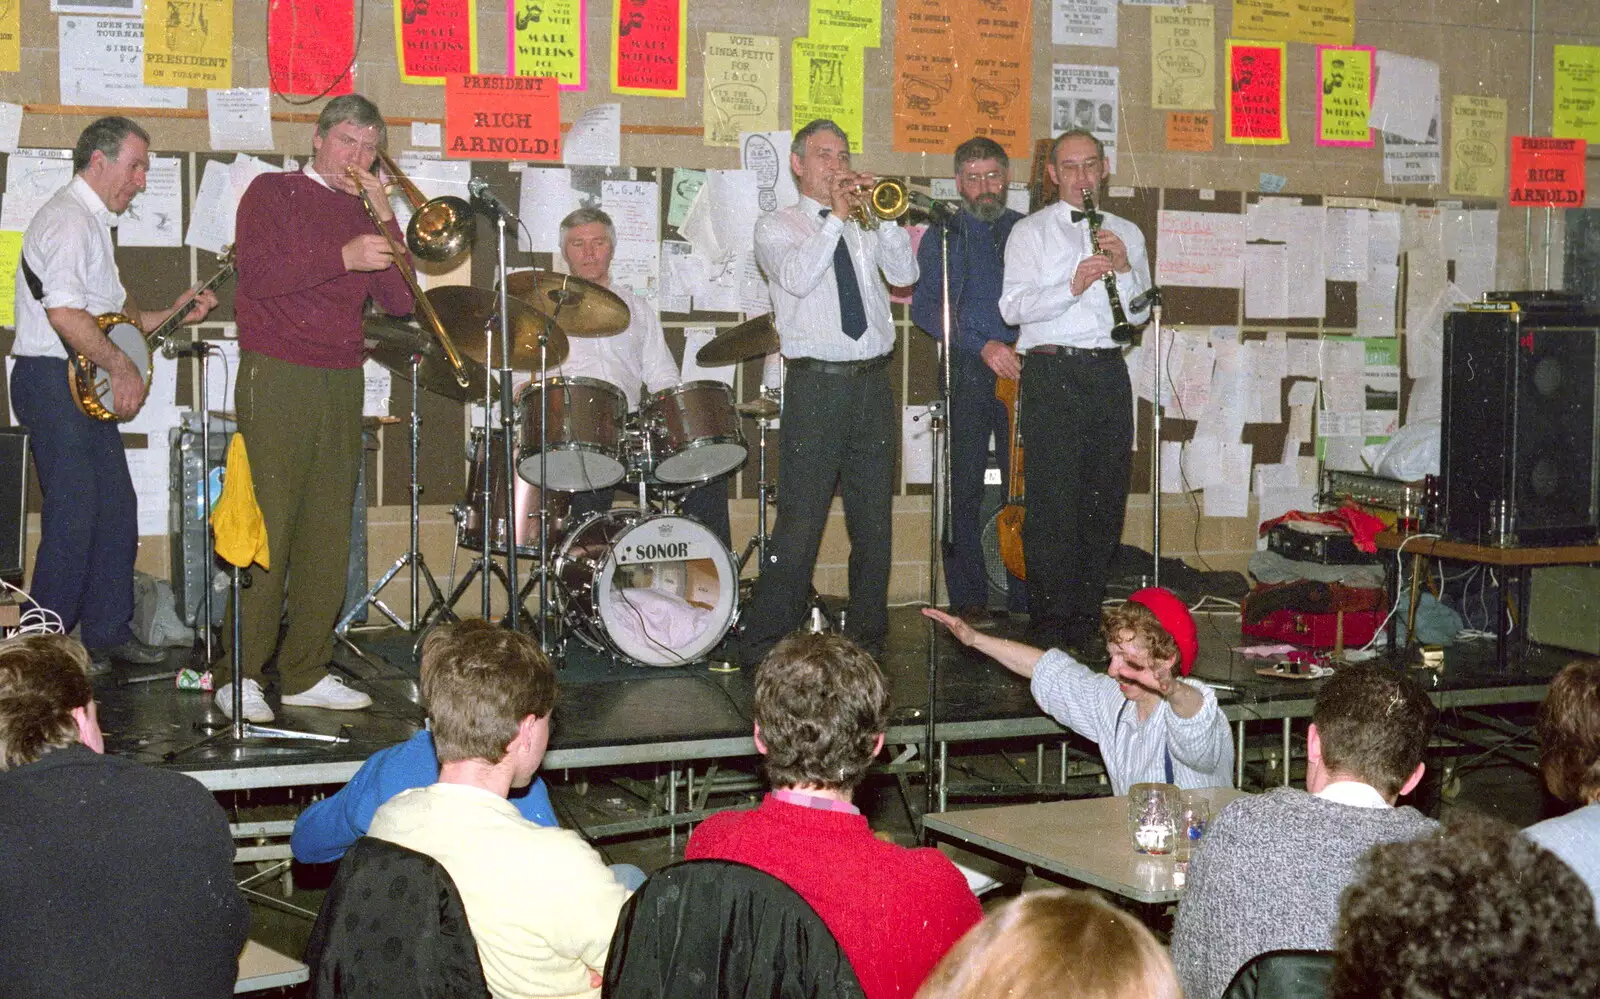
[922,787,1247,905]
[235,940,309,994]
[1375,531,1600,668]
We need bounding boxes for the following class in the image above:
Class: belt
[1026,344,1123,358]
[785,354,893,376]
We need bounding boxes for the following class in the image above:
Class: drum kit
[350,183,786,666]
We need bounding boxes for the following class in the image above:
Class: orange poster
[891,0,1031,159]
[444,74,562,161]
[1167,111,1214,151]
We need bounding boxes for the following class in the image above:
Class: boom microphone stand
[923,210,956,825]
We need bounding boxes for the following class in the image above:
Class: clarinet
[1080,187,1139,345]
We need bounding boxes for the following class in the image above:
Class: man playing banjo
[10,116,217,672]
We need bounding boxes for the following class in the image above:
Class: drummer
[535,207,731,546]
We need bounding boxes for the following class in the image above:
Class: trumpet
[1080,187,1139,345]
[350,154,473,388]
[849,178,910,230]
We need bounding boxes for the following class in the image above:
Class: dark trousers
[1019,350,1133,640]
[9,356,136,648]
[946,349,1026,611]
[738,362,896,662]
[567,477,732,550]
[222,352,364,694]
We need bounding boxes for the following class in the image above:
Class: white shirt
[753,194,919,362]
[1314,780,1391,809]
[999,200,1151,352]
[1030,648,1234,796]
[546,285,678,411]
[13,176,126,359]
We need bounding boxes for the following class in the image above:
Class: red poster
[611,0,686,96]
[395,0,478,85]
[268,0,355,97]
[1508,137,1587,207]
[445,75,562,161]
[1226,40,1288,145]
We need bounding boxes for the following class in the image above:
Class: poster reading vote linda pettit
[1225,39,1287,145]
[612,0,687,96]
[445,74,562,160]
[395,0,478,85]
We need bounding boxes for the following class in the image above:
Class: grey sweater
[1170,786,1438,999]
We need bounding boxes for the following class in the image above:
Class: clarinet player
[996,129,1151,660]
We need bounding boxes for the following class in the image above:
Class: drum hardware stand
[491,211,522,631]
[921,219,955,829]
[736,386,782,573]
[336,351,449,643]
[1143,290,1166,589]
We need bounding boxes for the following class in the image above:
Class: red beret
[1126,587,1198,676]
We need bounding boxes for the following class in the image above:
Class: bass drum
[554,511,739,666]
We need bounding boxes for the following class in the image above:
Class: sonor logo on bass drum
[633,542,691,560]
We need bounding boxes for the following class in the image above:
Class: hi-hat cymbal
[364,314,491,402]
[506,271,631,337]
[424,286,569,368]
[696,314,779,366]
[734,397,780,420]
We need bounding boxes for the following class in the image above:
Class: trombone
[350,150,477,387]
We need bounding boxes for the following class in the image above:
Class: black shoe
[85,648,114,676]
[91,638,171,666]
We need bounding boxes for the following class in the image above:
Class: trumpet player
[998,129,1151,660]
[218,94,414,723]
[736,119,918,668]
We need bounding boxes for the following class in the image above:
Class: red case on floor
[1240,609,1384,648]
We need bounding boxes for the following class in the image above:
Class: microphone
[1127,286,1163,313]
[163,339,213,359]
[468,177,519,224]
[907,191,958,223]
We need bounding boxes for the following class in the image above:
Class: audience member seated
[686,633,982,999]
[925,587,1233,793]
[0,634,249,998]
[1332,814,1600,999]
[368,620,629,999]
[1171,663,1438,999]
[1525,657,1600,917]
[915,887,1180,999]
[292,726,556,864]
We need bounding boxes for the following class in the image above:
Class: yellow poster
[1449,95,1508,198]
[1316,45,1371,147]
[144,0,232,88]
[792,38,863,152]
[509,0,586,89]
[809,0,880,48]
[0,0,19,75]
[0,232,21,328]
[1232,0,1353,47]
[703,33,780,147]
[1151,4,1214,111]
[1554,44,1600,143]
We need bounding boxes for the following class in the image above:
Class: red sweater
[685,795,981,999]
[234,170,414,369]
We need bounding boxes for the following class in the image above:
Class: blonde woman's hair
[916,888,1180,999]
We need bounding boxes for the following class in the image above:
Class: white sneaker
[281,674,373,711]
[215,680,274,723]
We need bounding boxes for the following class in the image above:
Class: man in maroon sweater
[215,94,414,723]
[686,633,981,999]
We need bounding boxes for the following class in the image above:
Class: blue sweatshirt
[910,207,1023,356]
[290,729,558,864]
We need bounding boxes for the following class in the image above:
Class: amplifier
[1267,521,1379,565]
[0,427,27,584]
[1322,469,1425,514]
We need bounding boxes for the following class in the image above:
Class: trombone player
[216,94,414,723]
[735,118,918,668]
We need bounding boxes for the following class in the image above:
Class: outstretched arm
[922,606,1047,678]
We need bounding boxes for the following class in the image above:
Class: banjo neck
[142,246,235,352]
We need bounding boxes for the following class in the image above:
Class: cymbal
[424,286,570,368]
[506,271,630,337]
[696,314,779,366]
[734,397,780,420]
[363,314,490,403]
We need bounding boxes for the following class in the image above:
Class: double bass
[993,376,1025,581]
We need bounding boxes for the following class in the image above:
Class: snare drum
[641,381,747,484]
[554,511,739,665]
[459,429,568,558]
[515,377,628,491]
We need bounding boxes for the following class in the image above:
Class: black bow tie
[1071,210,1088,223]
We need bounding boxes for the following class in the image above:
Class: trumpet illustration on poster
[971,78,1018,117]
[516,2,544,29]
[901,73,950,111]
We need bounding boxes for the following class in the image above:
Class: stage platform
[94,606,1568,797]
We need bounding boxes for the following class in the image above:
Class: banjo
[70,247,235,422]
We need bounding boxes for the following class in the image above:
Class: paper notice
[1357,264,1399,337]
[903,404,934,484]
[741,131,798,214]
[118,156,183,247]
[143,0,232,89]
[1381,96,1442,186]
[518,166,580,253]
[362,359,391,418]
[1369,51,1439,143]
[1156,210,1244,288]
[1160,440,1186,493]
[1323,208,1369,281]
[1243,242,1288,318]
[1053,0,1116,48]
[792,39,864,151]
[1449,95,1508,198]
[411,122,442,147]
[183,158,234,254]
[564,104,621,166]
[1204,442,1253,518]
[0,232,20,326]
[681,326,737,386]
[1554,44,1600,143]
[1150,4,1214,110]
[0,104,20,154]
[704,33,780,147]
[1,154,74,232]
[207,88,274,151]
[127,446,171,537]
[59,17,188,109]
[1051,64,1119,172]
[667,169,705,230]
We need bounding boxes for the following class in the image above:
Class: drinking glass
[1127,782,1180,855]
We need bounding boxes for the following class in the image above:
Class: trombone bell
[372,149,477,264]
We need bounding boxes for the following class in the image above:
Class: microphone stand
[923,216,955,828]
[493,212,520,631]
[1141,290,1166,589]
